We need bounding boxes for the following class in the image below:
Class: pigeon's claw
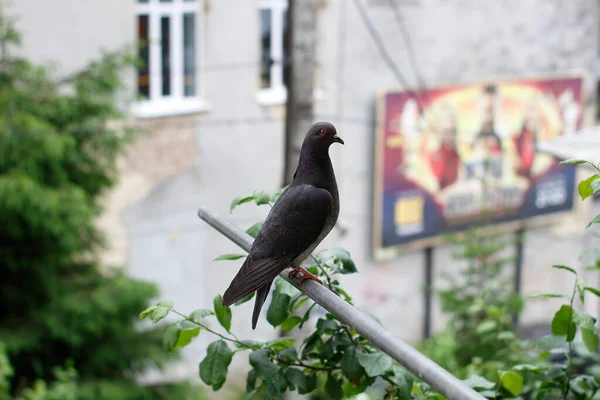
[288,267,323,286]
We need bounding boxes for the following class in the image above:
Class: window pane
[161,16,171,96]
[183,13,196,97]
[137,15,150,99]
[138,0,149,3]
[260,9,272,89]
[159,0,173,2]
[282,9,289,87]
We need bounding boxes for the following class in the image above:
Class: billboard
[372,75,584,259]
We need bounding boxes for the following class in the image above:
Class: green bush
[0,14,199,399]
[419,227,531,381]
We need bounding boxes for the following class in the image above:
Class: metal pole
[197,206,485,400]
[513,229,524,325]
[423,247,433,339]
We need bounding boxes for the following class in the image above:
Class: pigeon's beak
[333,134,344,145]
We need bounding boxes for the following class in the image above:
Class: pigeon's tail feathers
[252,282,272,330]
[222,256,285,307]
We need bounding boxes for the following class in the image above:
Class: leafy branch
[140,169,600,400]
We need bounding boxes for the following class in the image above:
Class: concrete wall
[6,0,600,388]
[5,0,134,76]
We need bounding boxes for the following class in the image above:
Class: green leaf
[177,321,201,347]
[271,187,286,202]
[341,347,364,381]
[253,190,271,206]
[462,375,495,390]
[573,311,598,352]
[573,311,597,331]
[266,291,291,327]
[301,332,321,358]
[330,248,358,274]
[578,174,600,200]
[325,374,343,400]
[163,320,200,352]
[357,351,393,377]
[336,287,353,302]
[235,340,262,350]
[214,253,246,261]
[279,346,297,362]
[497,331,516,340]
[512,364,543,373]
[389,365,413,398]
[528,292,568,300]
[334,330,355,350]
[139,305,158,319]
[199,340,234,391]
[561,158,587,165]
[280,316,302,332]
[534,334,567,352]
[342,376,373,397]
[581,328,599,352]
[142,303,172,323]
[150,307,170,322]
[476,320,498,334]
[285,368,316,394]
[264,337,295,351]
[274,277,300,297]
[570,375,598,395]
[230,194,254,212]
[592,178,600,193]
[246,369,257,392]
[235,292,256,306]
[243,388,260,400]
[584,286,600,297]
[163,322,180,352]
[188,309,214,323]
[552,305,576,341]
[266,374,287,399]
[292,296,310,312]
[249,349,279,379]
[320,338,335,359]
[500,371,523,396]
[245,221,264,238]
[587,214,600,228]
[552,264,577,275]
[213,295,232,332]
[316,318,339,335]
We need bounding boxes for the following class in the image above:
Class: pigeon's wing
[222,184,332,306]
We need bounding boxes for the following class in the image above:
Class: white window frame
[133,0,211,119]
[256,0,325,106]
[257,0,287,106]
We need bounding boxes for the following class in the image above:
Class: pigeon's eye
[319,129,327,136]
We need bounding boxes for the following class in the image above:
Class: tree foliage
[0,15,197,399]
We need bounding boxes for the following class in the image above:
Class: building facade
[5,0,600,385]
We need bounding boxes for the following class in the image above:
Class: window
[134,0,209,118]
[257,0,289,105]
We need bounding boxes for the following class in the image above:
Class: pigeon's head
[304,122,344,152]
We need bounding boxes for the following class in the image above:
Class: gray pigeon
[222,121,344,329]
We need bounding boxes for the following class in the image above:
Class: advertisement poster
[372,75,584,259]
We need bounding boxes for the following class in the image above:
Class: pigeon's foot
[288,267,323,286]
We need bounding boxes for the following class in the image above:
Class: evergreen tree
[0,15,197,400]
